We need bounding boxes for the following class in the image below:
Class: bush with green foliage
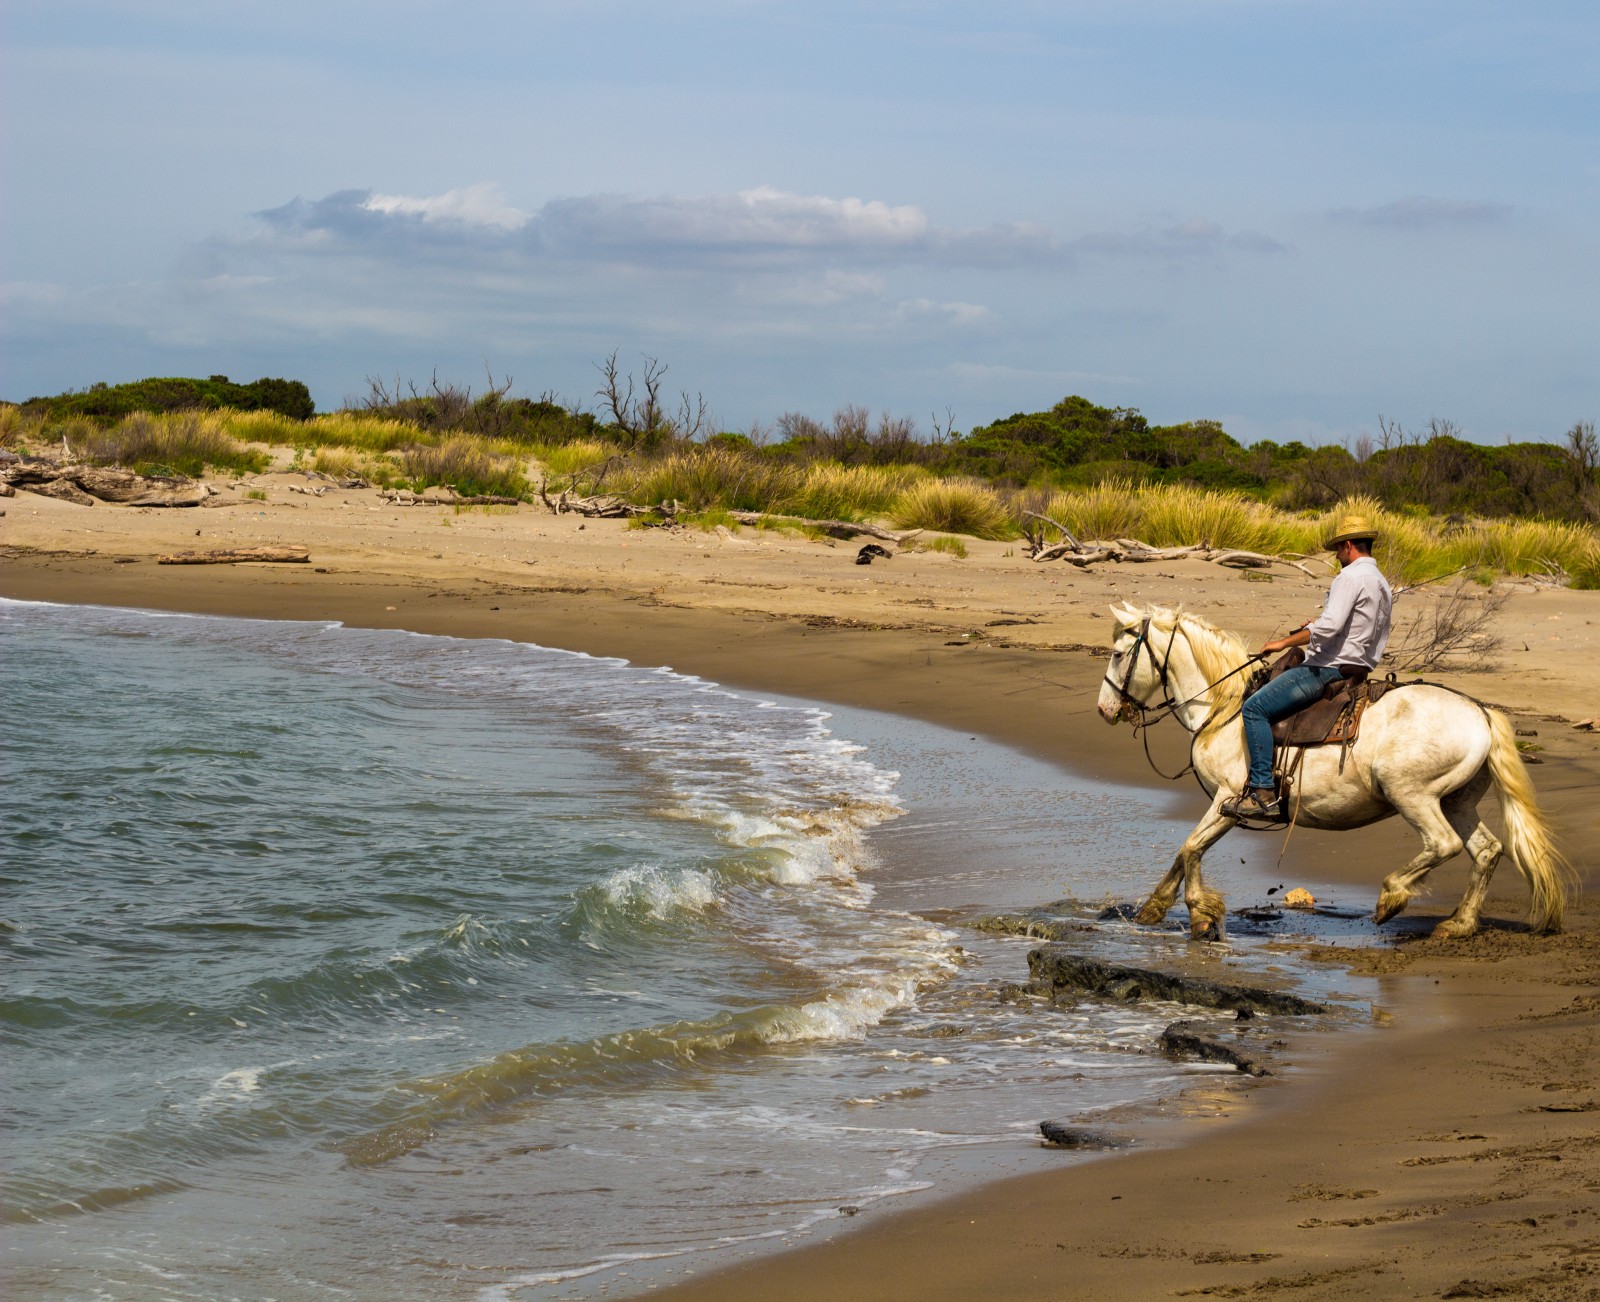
[947,395,1598,526]
[26,375,314,422]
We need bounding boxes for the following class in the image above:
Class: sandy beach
[5,472,1598,1300]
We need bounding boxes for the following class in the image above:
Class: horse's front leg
[1135,804,1237,939]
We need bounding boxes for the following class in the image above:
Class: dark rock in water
[1027,946,1328,1017]
[837,1205,861,1217]
[1159,1020,1272,1076]
[1097,902,1140,922]
[855,543,893,565]
[966,912,1097,941]
[994,981,1047,1005]
[1234,907,1283,923]
[1038,1122,1129,1150]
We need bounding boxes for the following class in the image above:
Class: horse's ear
[1109,601,1140,627]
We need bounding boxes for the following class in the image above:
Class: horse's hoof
[1133,901,1169,926]
[1431,918,1478,940]
[1189,918,1222,942]
[1373,891,1409,925]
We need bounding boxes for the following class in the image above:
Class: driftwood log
[2,462,208,508]
[1020,512,1321,576]
[380,487,523,507]
[537,478,673,518]
[727,510,916,543]
[158,547,311,565]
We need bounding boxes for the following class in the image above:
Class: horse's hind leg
[1374,790,1468,925]
[1433,776,1501,939]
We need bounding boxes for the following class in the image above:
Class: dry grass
[401,437,529,499]
[779,463,924,520]
[914,535,969,558]
[82,411,269,476]
[608,451,922,519]
[530,439,615,478]
[1029,481,1311,554]
[891,478,1015,539]
[299,413,422,453]
[1024,483,1600,587]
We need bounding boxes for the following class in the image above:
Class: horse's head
[1096,603,1252,727]
[1097,601,1164,723]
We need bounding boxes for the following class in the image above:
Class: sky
[5,1,1597,445]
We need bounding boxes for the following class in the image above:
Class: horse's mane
[1137,605,1254,719]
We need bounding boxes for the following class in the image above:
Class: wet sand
[4,476,1598,1299]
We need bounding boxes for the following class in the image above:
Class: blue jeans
[1240,664,1344,790]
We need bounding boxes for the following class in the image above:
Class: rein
[1104,616,1265,782]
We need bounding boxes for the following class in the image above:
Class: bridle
[1103,616,1181,723]
[1104,615,1265,781]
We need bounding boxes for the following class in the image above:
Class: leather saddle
[1259,648,1396,748]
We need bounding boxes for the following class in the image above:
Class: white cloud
[250,184,1288,279]
[362,183,529,231]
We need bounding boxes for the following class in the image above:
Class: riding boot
[1221,786,1285,821]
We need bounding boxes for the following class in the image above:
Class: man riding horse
[1220,513,1393,823]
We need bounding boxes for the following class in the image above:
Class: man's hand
[1260,628,1312,656]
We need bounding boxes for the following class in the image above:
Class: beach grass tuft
[400,437,529,499]
[83,411,270,477]
[778,463,925,521]
[530,439,617,479]
[890,478,1017,539]
[915,535,969,558]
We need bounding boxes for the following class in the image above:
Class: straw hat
[1323,513,1380,550]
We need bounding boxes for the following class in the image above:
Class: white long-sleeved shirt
[1305,555,1393,670]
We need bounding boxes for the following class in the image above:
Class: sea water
[1,599,1360,1300]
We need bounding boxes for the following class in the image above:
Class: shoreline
[4,497,1598,1299]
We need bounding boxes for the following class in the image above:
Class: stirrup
[1222,788,1284,822]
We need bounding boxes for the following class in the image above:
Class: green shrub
[28,375,314,422]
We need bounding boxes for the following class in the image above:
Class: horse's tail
[1486,707,1575,933]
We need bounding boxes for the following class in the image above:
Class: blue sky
[5,1,1597,444]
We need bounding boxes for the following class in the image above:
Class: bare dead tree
[364,374,404,411]
[638,356,667,438]
[596,350,635,433]
[1566,420,1598,518]
[676,390,711,441]
[776,411,825,448]
[1388,580,1508,672]
[595,351,673,447]
[870,413,917,462]
[929,406,956,446]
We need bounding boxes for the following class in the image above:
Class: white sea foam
[201,1069,263,1104]
[598,862,721,916]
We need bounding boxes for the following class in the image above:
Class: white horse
[1096,602,1571,940]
